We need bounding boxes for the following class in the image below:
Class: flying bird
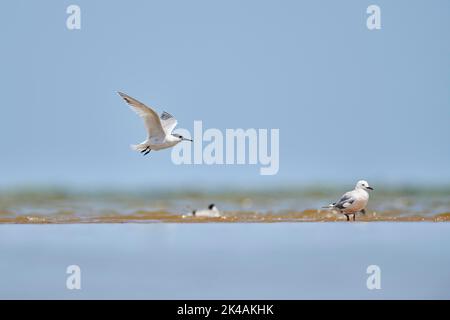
[323,180,374,221]
[192,204,221,218]
[117,92,192,155]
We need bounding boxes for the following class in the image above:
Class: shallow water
[1,187,449,298]
[1,223,449,299]
[0,187,449,223]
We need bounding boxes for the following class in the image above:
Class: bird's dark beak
[366,186,374,190]
[184,138,193,142]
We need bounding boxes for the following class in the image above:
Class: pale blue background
[0,0,449,189]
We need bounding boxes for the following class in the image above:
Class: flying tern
[118,92,192,155]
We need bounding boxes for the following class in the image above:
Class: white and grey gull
[323,180,374,221]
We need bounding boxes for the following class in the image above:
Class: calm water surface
[0,223,449,299]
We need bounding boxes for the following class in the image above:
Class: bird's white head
[208,204,218,211]
[355,180,374,191]
[172,133,193,142]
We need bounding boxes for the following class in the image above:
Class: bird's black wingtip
[117,91,132,104]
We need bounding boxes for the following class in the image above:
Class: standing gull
[323,180,374,221]
[117,92,192,155]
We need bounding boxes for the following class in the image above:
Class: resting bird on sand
[117,92,192,155]
[323,180,374,221]
[192,204,221,218]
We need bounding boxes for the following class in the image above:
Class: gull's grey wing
[160,111,178,134]
[118,92,165,139]
[333,192,355,210]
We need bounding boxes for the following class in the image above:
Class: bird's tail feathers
[130,143,149,152]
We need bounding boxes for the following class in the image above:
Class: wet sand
[2,210,450,223]
[1,187,450,223]
[1,223,449,299]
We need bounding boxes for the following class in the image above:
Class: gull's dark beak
[183,138,193,142]
[366,186,374,190]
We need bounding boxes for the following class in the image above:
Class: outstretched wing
[160,111,178,134]
[333,192,355,210]
[118,92,165,139]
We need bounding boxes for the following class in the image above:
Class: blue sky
[0,0,449,189]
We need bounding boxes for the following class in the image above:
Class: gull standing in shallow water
[192,204,221,217]
[323,180,374,221]
[117,92,192,155]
